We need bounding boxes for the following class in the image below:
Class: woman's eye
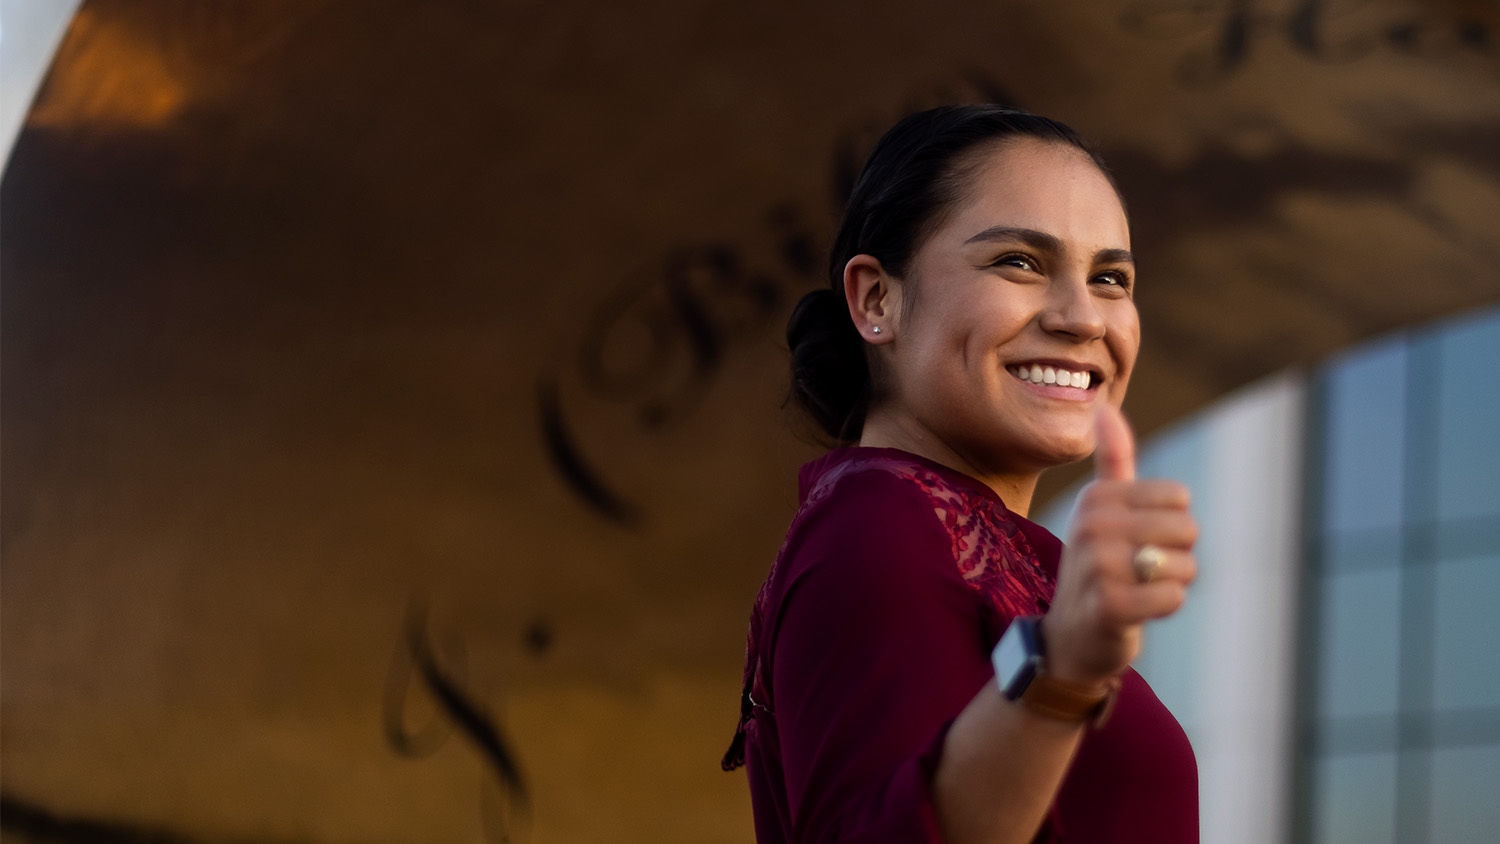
[995,254,1037,272]
[1092,270,1133,291]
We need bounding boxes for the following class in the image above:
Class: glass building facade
[1037,304,1500,844]
[1299,308,1500,844]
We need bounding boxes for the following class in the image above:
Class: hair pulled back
[787,104,1111,441]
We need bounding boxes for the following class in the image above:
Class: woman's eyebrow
[1095,247,1135,266]
[963,226,1135,266]
[963,226,1060,252]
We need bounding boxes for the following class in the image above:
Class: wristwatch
[991,615,1119,727]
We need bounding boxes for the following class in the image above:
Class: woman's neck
[857,413,1042,518]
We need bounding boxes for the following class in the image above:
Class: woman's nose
[1038,280,1106,341]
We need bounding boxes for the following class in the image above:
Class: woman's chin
[1027,439,1096,470]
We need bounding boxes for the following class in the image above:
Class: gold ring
[1132,545,1167,583]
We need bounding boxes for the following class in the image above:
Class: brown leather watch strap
[1021,673,1121,728]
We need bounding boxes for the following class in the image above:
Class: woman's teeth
[1010,364,1092,389]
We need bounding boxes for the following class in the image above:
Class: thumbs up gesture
[1040,404,1198,689]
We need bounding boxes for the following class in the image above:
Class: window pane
[1316,568,1401,719]
[1429,744,1500,844]
[1320,338,1406,536]
[1435,310,1500,522]
[1310,751,1396,844]
[1433,516,1500,561]
[1433,554,1500,711]
[1321,527,1401,574]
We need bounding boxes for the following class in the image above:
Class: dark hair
[787,104,1115,441]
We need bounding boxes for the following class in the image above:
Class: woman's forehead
[946,139,1130,249]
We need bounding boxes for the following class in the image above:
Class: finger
[1126,547,1198,587]
[1069,508,1198,550]
[1075,478,1190,510]
[1134,511,1199,550]
[1095,576,1190,628]
[1122,479,1191,510]
[1087,540,1197,584]
[1093,404,1136,483]
[1122,580,1192,622]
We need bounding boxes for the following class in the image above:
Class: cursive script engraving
[385,603,530,843]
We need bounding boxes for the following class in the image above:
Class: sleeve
[767,470,997,843]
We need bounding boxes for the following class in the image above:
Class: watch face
[993,618,1042,700]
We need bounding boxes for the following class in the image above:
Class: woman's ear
[842,254,898,343]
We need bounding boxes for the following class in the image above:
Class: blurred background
[3,1,1498,842]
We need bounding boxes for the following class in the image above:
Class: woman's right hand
[1041,404,1198,690]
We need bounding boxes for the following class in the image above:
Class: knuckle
[1182,518,1200,546]
[1180,555,1198,585]
[1162,512,1198,546]
[1160,584,1188,615]
[1166,481,1191,507]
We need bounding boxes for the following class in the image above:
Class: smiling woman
[725,106,1199,844]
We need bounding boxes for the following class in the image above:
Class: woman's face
[876,137,1139,476]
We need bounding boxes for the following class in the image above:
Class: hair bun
[787,288,869,442]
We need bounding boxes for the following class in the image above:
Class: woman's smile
[1006,360,1105,399]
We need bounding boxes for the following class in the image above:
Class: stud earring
[871,326,883,335]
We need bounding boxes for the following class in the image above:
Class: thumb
[1093,403,1136,482]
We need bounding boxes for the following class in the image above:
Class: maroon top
[725,447,1198,843]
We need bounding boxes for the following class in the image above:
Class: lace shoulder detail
[723,453,1055,770]
[803,455,1056,620]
